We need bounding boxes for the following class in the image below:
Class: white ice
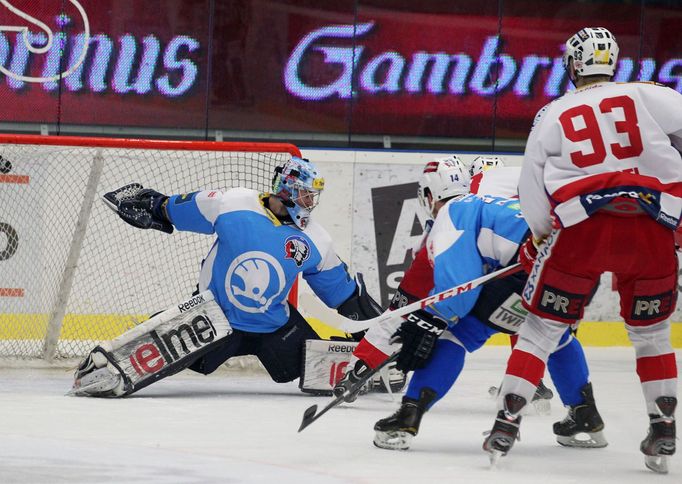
[1,347,679,483]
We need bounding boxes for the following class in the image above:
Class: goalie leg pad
[71,292,232,397]
[300,339,358,395]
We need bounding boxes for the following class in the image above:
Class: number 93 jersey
[165,188,355,333]
[520,81,682,239]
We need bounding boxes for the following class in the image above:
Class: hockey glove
[391,310,447,372]
[337,273,383,340]
[518,236,539,274]
[104,184,173,234]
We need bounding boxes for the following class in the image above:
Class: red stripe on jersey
[470,173,483,194]
[550,172,682,203]
[505,349,545,386]
[636,353,678,383]
[354,338,389,369]
[423,162,440,173]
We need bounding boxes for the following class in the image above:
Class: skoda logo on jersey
[284,235,310,267]
[226,252,286,313]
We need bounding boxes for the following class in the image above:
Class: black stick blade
[298,404,318,432]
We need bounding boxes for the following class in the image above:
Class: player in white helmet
[484,27,681,474]
[469,156,506,178]
[417,155,470,218]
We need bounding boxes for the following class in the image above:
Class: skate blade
[531,398,551,416]
[644,455,669,474]
[373,431,413,450]
[556,431,608,448]
[488,449,504,468]
[556,431,609,449]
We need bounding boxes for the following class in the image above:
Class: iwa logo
[0,0,89,82]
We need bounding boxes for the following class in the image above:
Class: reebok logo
[327,344,355,353]
[178,294,206,313]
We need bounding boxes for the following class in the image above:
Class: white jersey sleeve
[519,82,682,239]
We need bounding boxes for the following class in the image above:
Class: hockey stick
[298,352,399,433]
[334,263,523,333]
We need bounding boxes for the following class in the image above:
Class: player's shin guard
[373,388,437,450]
[641,396,677,474]
[553,382,607,448]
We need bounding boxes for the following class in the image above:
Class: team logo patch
[488,294,527,334]
[225,251,286,314]
[284,235,311,267]
[537,284,585,320]
[630,291,674,320]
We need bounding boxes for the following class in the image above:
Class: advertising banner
[0,2,679,139]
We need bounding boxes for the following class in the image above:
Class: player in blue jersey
[71,157,382,397]
[371,164,606,451]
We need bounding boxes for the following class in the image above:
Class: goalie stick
[298,352,399,433]
[333,263,523,333]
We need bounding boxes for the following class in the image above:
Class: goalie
[71,156,382,397]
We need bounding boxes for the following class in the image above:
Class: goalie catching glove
[102,183,173,234]
[391,310,448,372]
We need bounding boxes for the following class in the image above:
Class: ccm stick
[334,263,523,333]
[298,263,523,432]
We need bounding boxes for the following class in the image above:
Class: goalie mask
[563,27,619,79]
[417,156,470,219]
[272,157,325,229]
[469,156,505,177]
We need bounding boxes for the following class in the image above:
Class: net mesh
[0,137,298,360]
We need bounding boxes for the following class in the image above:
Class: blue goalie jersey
[165,188,356,333]
[426,194,529,321]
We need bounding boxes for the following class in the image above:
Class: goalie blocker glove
[336,272,383,339]
[392,310,448,372]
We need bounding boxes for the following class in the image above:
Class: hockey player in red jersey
[483,27,682,474]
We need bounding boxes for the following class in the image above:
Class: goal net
[0,135,300,361]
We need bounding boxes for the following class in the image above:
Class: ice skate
[483,394,526,466]
[553,382,607,448]
[332,361,372,403]
[373,388,436,450]
[641,397,676,474]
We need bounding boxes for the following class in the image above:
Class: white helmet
[417,156,470,218]
[469,156,505,177]
[563,27,619,78]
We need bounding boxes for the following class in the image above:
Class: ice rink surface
[1,346,679,483]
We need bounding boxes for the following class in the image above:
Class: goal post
[0,134,301,361]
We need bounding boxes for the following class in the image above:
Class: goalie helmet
[417,156,470,219]
[563,27,619,78]
[469,156,505,177]
[272,156,325,229]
